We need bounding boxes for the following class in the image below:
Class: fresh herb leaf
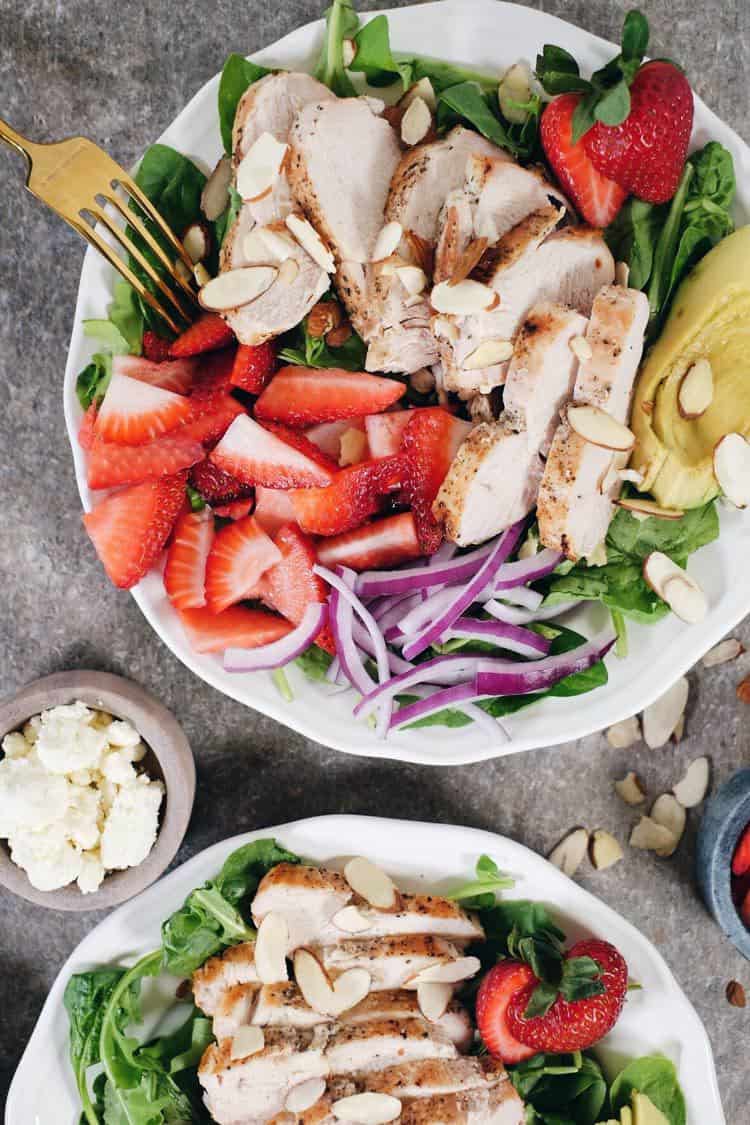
[447,854,515,908]
[350,15,412,88]
[295,643,334,682]
[315,0,360,96]
[610,1055,686,1125]
[218,54,271,153]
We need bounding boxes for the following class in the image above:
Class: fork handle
[0,117,36,163]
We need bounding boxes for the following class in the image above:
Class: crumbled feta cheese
[64,785,102,850]
[35,702,109,775]
[131,742,146,763]
[2,731,30,759]
[70,768,94,786]
[91,711,114,730]
[100,779,164,870]
[100,749,138,787]
[9,826,83,892]
[78,849,105,894]
[0,755,71,835]
[22,716,41,744]
[104,719,141,749]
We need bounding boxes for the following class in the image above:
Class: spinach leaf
[64,969,125,1125]
[645,160,694,332]
[509,1052,608,1125]
[479,899,567,986]
[295,643,335,682]
[108,279,145,354]
[350,14,412,88]
[279,303,368,371]
[82,317,132,357]
[315,0,360,96]
[218,54,271,153]
[161,838,301,975]
[437,83,529,158]
[605,197,665,290]
[446,854,515,909]
[76,354,112,410]
[610,1055,686,1125]
[214,184,243,249]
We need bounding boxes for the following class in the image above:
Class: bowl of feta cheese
[0,670,195,909]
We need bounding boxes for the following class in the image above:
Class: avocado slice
[631,1091,670,1124]
[631,225,750,508]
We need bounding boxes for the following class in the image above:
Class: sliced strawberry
[82,473,186,589]
[112,353,199,395]
[262,422,339,476]
[317,512,422,571]
[732,822,750,878]
[78,405,98,452]
[253,486,297,537]
[211,415,336,490]
[169,313,235,357]
[306,419,367,461]
[476,962,538,1065]
[262,524,332,652]
[163,506,214,609]
[291,455,405,537]
[400,408,472,553]
[204,515,281,614]
[214,497,254,520]
[192,347,237,397]
[176,604,292,654]
[507,939,628,1053]
[230,341,277,394]
[95,372,191,445]
[365,410,413,459]
[180,394,246,447]
[254,366,404,427]
[541,93,629,227]
[189,458,254,505]
[142,330,172,363]
[87,432,203,490]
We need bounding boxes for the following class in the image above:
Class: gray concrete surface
[1,0,749,1118]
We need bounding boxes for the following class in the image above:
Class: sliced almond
[662,575,708,624]
[547,827,589,877]
[407,956,481,987]
[702,638,744,667]
[404,229,434,275]
[286,1078,327,1114]
[497,61,533,124]
[673,756,710,808]
[615,771,647,806]
[372,221,404,262]
[183,221,210,264]
[201,154,232,221]
[462,339,514,370]
[332,1093,402,1125]
[615,260,630,287]
[678,358,714,419]
[432,315,458,343]
[193,262,212,288]
[175,258,192,284]
[713,432,750,508]
[237,132,288,201]
[332,905,372,933]
[344,856,399,910]
[396,265,427,296]
[199,266,277,311]
[650,794,686,856]
[401,96,432,146]
[286,214,335,273]
[641,676,689,749]
[618,468,644,486]
[590,829,624,870]
[257,226,297,262]
[629,816,678,853]
[617,497,684,520]
[401,76,437,113]
[417,981,452,1022]
[431,279,496,315]
[569,335,593,362]
[342,38,357,67]
[254,912,289,983]
[339,428,368,467]
[278,257,300,286]
[567,405,635,452]
[230,1025,264,1060]
[294,949,371,1016]
[449,237,488,287]
[606,716,642,750]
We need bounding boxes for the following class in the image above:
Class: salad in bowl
[69,1,750,747]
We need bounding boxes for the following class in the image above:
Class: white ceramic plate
[6,815,724,1124]
[62,0,750,765]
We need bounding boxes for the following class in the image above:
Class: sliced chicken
[399,1085,525,1125]
[319,893,483,945]
[537,285,650,560]
[356,1057,508,1099]
[199,1026,330,1125]
[318,935,467,991]
[192,941,259,1015]
[436,208,614,396]
[343,991,473,1051]
[252,863,352,952]
[252,982,331,1030]
[324,1018,457,1074]
[213,981,262,1039]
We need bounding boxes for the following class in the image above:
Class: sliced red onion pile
[223,524,612,743]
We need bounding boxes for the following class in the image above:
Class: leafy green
[544,502,719,623]
[610,1056,686,1125]
[271,668,294,702]
[295,643,335,682]
[510,1052,608,1125]
[215,184,243,248]
[108,280,146,354]
[279,302,368,371]
[76,354,112,410]
[315,0,360,96]
[82,317,131,357]
[161,838,301,975]
[446,854,515,909]
[350,14,412,87]
[76,279,146,410]
[64,969,125,1125]
[605,198,664,291]
[186,486,206,512]
[436,81,541,162]
[218,54,271,153]
[479,899,566,980]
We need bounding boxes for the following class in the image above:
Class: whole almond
[307,301,343,339]
[726,980,746,1007]
[450,237,489,287]
[737,676,750,704]
[326,322,353,348]
[404,229,434,276]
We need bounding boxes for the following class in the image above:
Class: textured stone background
[1,0,749,1118]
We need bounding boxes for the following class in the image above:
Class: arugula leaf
[610,1055,686,1125]
[295,643,335,682]
[82,318,131,357]
[315,0,360,96]
[509,1052,608,1125]
[218,54,271,153]
[350,15,412,88]
[446,854,515,909]
[279,303,368,371]
[64,969,125,1125]
[161,838,300,975]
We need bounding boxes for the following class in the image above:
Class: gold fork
[0,117,200,335]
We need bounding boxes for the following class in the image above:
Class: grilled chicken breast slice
[537,285,650,560]
[252,863,353,951]
[318,935,466,991]
[213,981,262,1039]
[398,1085,525,1125]
[318,893,483,945]
[192,941,259,1015]
[354,1057,508,1099]
[324,1017,457,1074]
[343,991,473,1050]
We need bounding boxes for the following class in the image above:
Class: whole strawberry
[584,61,694,203]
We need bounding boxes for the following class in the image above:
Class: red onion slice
[389,682,484,729]
[355,541,496,597]
[353,654,487,719]
[352,620,413,675]
[484,597,580,625]
[498,586,544,610]
[492,549,563,591]
[475,629,616,696]
[444,618,551,658]
[224,604,328,672]
[330,583,374,697]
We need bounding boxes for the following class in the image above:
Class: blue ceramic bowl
[695,768,750,959]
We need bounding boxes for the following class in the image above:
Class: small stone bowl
[0,670,195,911]
[695,767,750,960]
